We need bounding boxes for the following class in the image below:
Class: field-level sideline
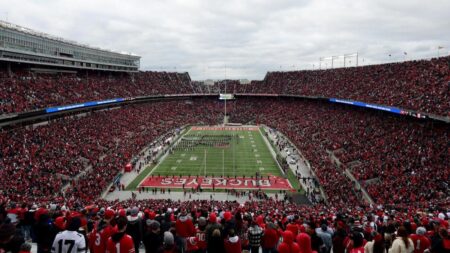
[190,126,259,131]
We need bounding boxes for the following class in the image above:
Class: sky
[1,0,449,80]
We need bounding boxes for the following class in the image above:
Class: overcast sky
[1,0,449,80]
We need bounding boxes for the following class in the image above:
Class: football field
[135,126,294,190]
[156,126,280,177]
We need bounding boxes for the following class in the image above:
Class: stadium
[0,2,449,253]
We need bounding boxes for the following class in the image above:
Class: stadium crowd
[1,198,449,253]
[234,57,450,117]
[0,92,449,253]
[0,71,196,114]
[1,57,449,118]
[229,98,449,207]
[0,99,223,205]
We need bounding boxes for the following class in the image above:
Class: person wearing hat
[51,217,86,253]
[143,221,162,253]
[160,231,180,253]
[410,227,430,253]
[106,217,134,253]
[126,207,142,253]
[195,217,207,253]
[89,209,116,253]
[175,209,195,252]
[277,230,300,253]
[261,222,279,253]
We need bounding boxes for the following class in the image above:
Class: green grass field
[154,126,281,177]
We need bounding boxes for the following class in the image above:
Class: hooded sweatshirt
[224,235,242,253]
[106,232,135,253]
[296,233,316,253]
[278,231,300,253]
[175,215,195,238]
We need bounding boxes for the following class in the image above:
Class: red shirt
[224,236,241,253]
[106,234,135,253]
[410,234,431,253]
[175,216,195,237]
[195,228,207,250]
[90,224,116,253]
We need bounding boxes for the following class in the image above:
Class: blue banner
[46,98,125,113]
[329,98,403,114]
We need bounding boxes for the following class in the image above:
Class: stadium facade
[0,20,140,72]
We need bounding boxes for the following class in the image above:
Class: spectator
[143,221,162,253]
[51,217,86,253]
[248,219,264,253]
[224,229,241,253]
[389,226,414,253]
[106,217,135,253]
[278,230,300,253]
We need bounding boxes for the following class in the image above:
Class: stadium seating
[234,56,450,117]
[229,98,449,207]
[0,71,196,114]
[0,99,223,204]
[1,57,449,117]
[1,97,447,209]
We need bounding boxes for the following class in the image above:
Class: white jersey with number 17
[51,231,87,253]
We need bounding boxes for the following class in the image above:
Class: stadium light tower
[224,65,227,125]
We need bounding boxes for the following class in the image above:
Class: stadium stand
[1,19,448,253]
[0,70,196,114]
[236,56,450,117]
[1,98,447,208]
[1,56,449,118]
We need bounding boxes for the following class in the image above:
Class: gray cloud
[1,0,449,80]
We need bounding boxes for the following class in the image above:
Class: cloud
[1,0,449,79]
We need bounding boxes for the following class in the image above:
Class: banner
[46,98,125,113]
[329,98,403,114]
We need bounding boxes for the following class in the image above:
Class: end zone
[139,175,293,190]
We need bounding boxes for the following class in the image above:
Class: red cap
[209,213,217,223]
[105,209,115,220]
[54,216,66,230]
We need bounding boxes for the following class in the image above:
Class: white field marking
[259,167,265,171]
[190,156,197,161]
[257,160,262,164]
[181,154,186,157]
[252,145,256,148]
[255,154,260,157]
[251,141,255,143]
[176,159,182,163]
[171,166,177,171]
[239,135,245,139]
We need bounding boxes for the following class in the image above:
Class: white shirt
[51,230,86,253]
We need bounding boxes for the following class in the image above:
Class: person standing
[389,226,414,253]
[248,220,264,253]
[51,217,87,253]
[106,217,135,253]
